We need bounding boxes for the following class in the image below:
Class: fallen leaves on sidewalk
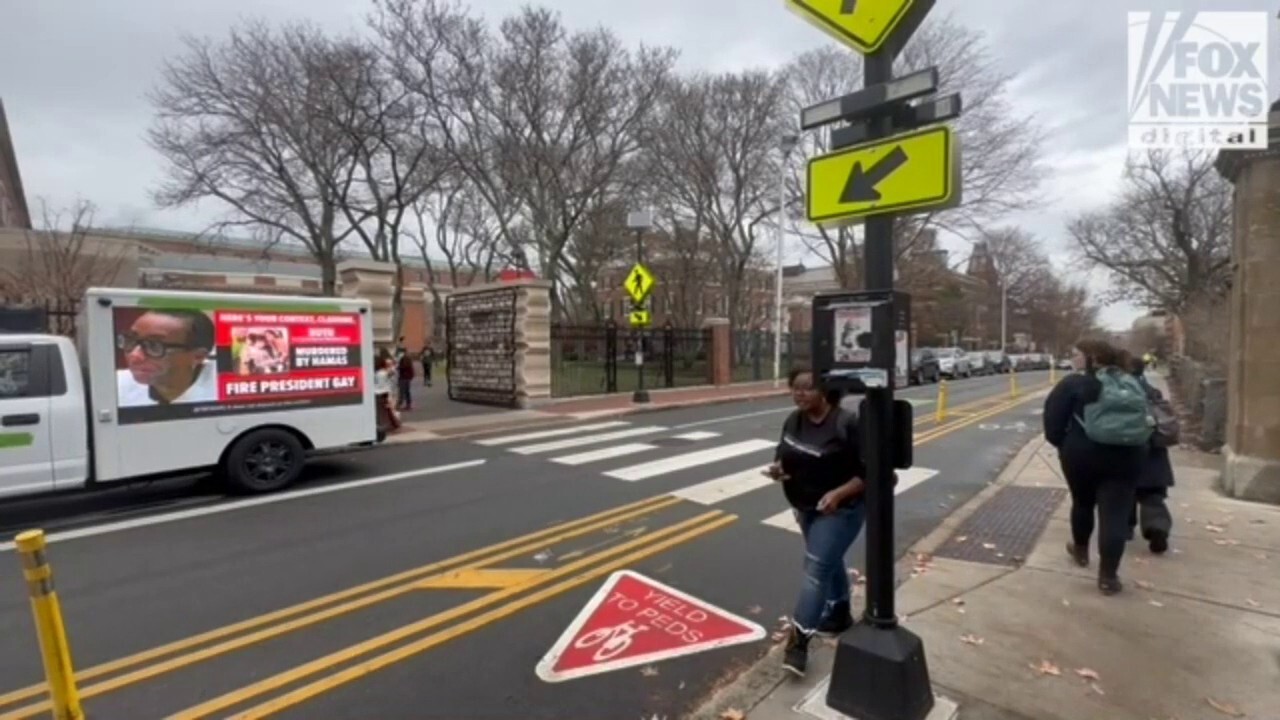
[1149,600,1165,608]
[1061,599,1071,607]
[1031,659,1062,676]
[959,634,984,646]
[1088,682,1105,696]
[982,542,997,550]
[1205,524,1226,534]
[952,597,966,606]
[954,535,968,543]
[1074,668,1100,681]
[1205,697,1246,717]
[1245,599,1261,608]
[719,708,747,720]
[1135,579,1155,590]
[640,665,659,677]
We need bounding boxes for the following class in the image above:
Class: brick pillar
[338,260,395,348]
[704,317,731,386]
[1215,111,1280,504]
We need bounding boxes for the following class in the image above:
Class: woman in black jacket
[1128,356,1175,553]
[1043,339,1148,595]
[765,367,866,676]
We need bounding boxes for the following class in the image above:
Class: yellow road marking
[230,514,738,719]
[911,382,1049,427]
[414,568,549,590]
[168,511,732,720]
[0,495,680,717]
[914,389,1048,445]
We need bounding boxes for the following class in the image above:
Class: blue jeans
[793,503,866,633]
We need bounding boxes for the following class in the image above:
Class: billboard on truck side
[113,306,365,425]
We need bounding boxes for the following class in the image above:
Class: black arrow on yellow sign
[839,145,908,204]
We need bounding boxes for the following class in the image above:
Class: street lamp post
[773,134,800,388]
[626,210,653,403]
[1000,277,1007,353]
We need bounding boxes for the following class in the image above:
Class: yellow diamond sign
[806,124,959,227]
[623,263,656,304]
[785,0,915,55]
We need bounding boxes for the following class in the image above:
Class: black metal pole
[861,47,897,629]
[633,228,649,403]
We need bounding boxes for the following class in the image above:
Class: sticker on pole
[535,570,767,682]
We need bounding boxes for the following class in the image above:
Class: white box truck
[0,288,380,500]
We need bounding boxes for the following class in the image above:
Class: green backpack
[1076,368,1154,447]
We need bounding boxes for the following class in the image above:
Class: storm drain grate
[933,486,1067,566]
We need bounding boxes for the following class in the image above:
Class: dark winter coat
[1042,371,1147,484]
[1135,374,1176,491]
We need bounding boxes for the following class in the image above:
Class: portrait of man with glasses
[115,309,218,409]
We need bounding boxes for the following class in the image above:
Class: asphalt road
[0,370,1053,719]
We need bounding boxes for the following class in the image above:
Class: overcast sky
[2,0,1276,330]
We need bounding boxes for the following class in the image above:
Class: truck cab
[0,335,89,499]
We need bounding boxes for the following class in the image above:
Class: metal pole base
[826,623,934,720]
[632,389,650,403]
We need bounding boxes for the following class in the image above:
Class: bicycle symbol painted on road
[572,621,649,662]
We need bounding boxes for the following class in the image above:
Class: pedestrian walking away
[1043,339,1150,595]
[1127,356,1177,553]
[765,367,868,677]
[374,351,400,432]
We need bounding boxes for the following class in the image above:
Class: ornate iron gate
[445,289,518,406]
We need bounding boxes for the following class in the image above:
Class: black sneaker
[1098,576,1123,595]
[783,627,810,677]
[1065,542,1089,568]
[817,601,854,637]
[1148,531,1169,554]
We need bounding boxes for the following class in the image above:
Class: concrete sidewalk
[698,437,1280,720]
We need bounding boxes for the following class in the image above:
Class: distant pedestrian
[374,351,400,431]
[1043,339,1150,595]
[1128,356,1177,553]
[421,343,435,387]
[397,353,415,410]
[765,367,867,676]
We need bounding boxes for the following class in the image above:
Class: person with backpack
[1043,339,1151,595]
[764,367,867,677]
[1127,356,1177,553]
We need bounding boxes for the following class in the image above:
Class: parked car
[936,347,971,379]
[966,351,989,376]
[985,350,1011,374]
[1055,356,1073,370]
[910,348,941,385]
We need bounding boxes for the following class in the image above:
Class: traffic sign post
[535,571,766,682]
[623,261,656,403]
[788,0,956,718]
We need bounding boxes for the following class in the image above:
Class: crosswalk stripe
[672,468,774,505]
[758,466,942,534]
[605,439,777,482]
[552,443,657,466]
[672,430,721,441]
[474,421,630,446]
[761,509,800,533]
[510,426,667,455]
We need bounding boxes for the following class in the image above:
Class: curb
[687,431,1052,720]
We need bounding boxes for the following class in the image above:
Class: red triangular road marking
[535,570,766,683]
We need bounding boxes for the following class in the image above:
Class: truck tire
[223,428,305,494]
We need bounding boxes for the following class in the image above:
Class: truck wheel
[223,429,305,494]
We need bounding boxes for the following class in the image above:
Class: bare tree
[372,0,675,318]
[0,200,127,335]
[409,181,502,337]
[1066,148,1232,314]
[149,21,370,294]
[781,12,1046,283]
[642,70,788,330]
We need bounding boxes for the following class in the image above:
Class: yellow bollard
[1050,363,1057,385]
[15,530,83,720]
[1010,371,1020,398]
[935,379,949,423]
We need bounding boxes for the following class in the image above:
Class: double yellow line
[914,384,1049,445]
[0,497,733,719]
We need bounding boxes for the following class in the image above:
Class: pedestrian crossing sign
[629,309,651,328]
[624,263,656,304]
